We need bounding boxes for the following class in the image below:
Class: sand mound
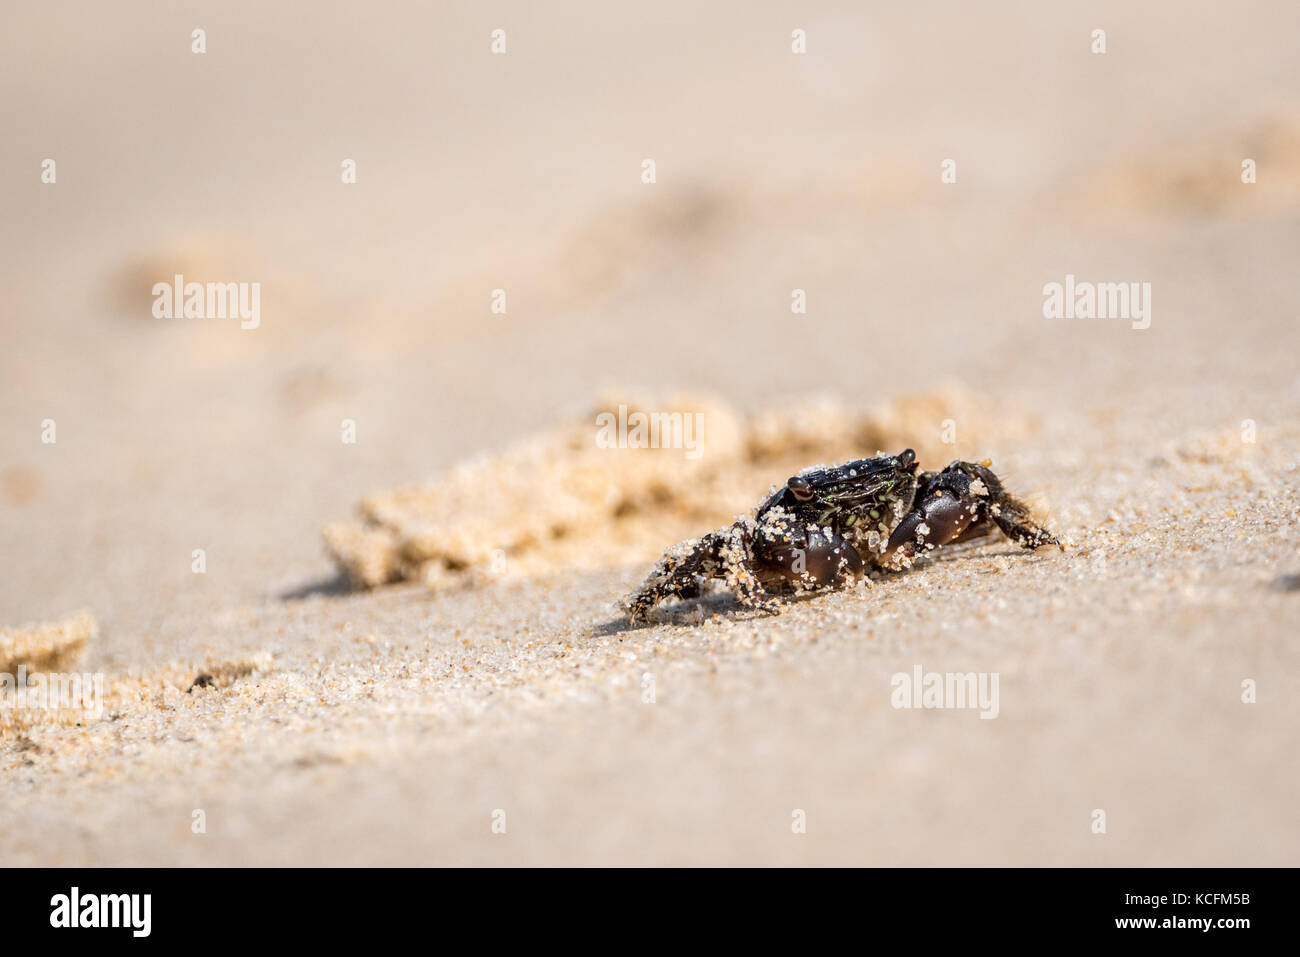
[1066,116,1300,221]
[0,612,96,677]
[0,609,271,739]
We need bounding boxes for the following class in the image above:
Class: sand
[1,1,1298,866]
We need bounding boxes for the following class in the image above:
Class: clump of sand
[184,652,275,692]
[324,391,748,588]
[0,611,96,676]
[323,386,1043,590]
[1065,115,1300,221]
[0,609,271,739]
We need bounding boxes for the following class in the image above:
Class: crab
[626,449,1059,622]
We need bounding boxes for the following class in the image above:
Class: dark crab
[626,449,1059,622]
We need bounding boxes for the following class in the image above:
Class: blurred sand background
[1,0,1298,865]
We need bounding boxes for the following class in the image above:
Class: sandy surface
[2,1,1298,865]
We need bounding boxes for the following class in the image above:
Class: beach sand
[1,0,1297,865]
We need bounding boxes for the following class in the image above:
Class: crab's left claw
[881,487,975,565]
[883,459,1060,565]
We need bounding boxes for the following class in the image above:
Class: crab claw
[881,489,974,564]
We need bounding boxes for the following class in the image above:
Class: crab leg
[627,530,725,622]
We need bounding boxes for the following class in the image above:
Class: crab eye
[787,476,814,500]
